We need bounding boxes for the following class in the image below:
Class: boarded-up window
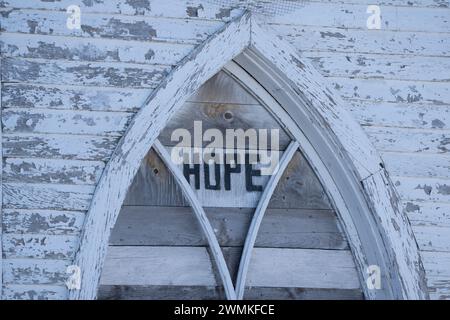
[98,70,363,300]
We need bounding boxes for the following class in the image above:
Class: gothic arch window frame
[69,12,428,300]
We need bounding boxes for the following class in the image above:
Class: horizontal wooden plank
[2,233,79,259]
[0,33,195,65]
[110,206,348,250]
[3,134,119,161]
[159,102,291,150]
[100,246,360,289]
[0,0,243,19]
[393,176,450,202]
[268,3,450,33]
[276,25,450,57]
[348,101,450,130]
[404,201,450,228]
[2,108,133,136]
[3,183,94,210]
[1,57,170,88]
[412,225,450,252]
[421,251,450,299]
[307,52,450,81]
[100,246,217,286]
[1,10,223,42]
[381,152,450,178]
[331,77,450,105]
[2,83,150,112]
[97,285,363,300]
[365,127,450,154]
[2,284,68,300]
[2,209,85,235]
[187,71,259,105]
[3,259,70,285]
[3,158,105,185]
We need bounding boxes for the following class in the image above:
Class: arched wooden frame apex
[69,12,428,300]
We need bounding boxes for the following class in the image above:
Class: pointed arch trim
[69,12,427,300]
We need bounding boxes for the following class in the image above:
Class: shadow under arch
[69,12,428,300]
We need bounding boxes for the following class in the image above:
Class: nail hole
[223,111,234,121]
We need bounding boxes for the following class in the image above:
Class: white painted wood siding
[1,0,448,299]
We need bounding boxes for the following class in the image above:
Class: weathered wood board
[110,206,348,250]
[100,246,359,289]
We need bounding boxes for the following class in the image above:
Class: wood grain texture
[100,246,360,289]
[0,0,243,20]
[3,158,105,185]
[404,201,450,228]
[267,3,450,33]
[2,233,79,259]
[3,134,119,161]
[1,57,170,88]
[0,33,195,65]
[2,83,150,112]
[365,127,450,154]
[2,183,94,211]
[381,152,450,179]
[3,209,85,235]
[1,10,225,43]
[2,109,133,136]
[3,259,70,285]
[349,101,450,130]
[306,52,450,82]
[393,176,450,203]
[276,25,450,57]
[97,285,363,300]
[330,77,450,105]
[110,206,347,250]
[2,284,67,300]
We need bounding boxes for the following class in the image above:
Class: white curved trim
[153,140,236,300]
[235,141,299,299]
[69,13,427,300]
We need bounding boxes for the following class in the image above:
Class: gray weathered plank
[3,259,70,285]
[365,127,450,154]
[413,225,450,252]
[0,33,195,65]
[100,246,360,289]
[2,209,85,235]
[110,206,348,250]
[1,57,170,88]
[0,0,243,19]
[393,176,450,203]
[276,25,450,57]
[3,134,119,161]
[404,201,450,228]
[268,3,450,33]
[331,77,450,105]
[187,70,259,105]
[97,285,363,300]
[3,158,105,185]
[1,10,224,43]
[2,284,67,300]
[159,102,290,150]
[2,83,150,112]
[306,52,450,82]
[3,183,94,211]
[2,233,79,259]
[381,152,450,178]
[349,101,450,130]
[2,108,133,136]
